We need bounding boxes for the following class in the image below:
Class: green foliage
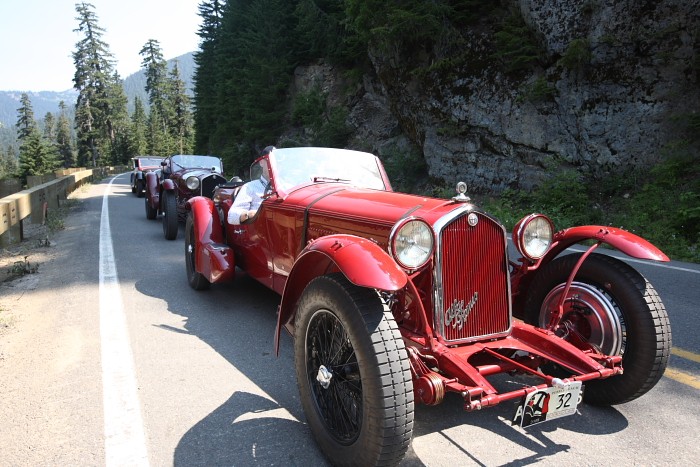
[291,87,352,147]
[493,11,544,73]
[381,145,427,194]
[518,76,557,103]
[558,38,592,71]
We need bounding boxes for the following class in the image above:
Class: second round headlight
[186,176,200,190]
[390,219,434,269]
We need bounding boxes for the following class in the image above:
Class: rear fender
[274,234,408,354]
[186,197,235,283]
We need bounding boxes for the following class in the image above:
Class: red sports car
[185,147,671,466]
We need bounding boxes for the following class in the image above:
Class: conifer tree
[72,2,129,166]
[129,96,148,156]
[56,101,76,168]
[193,0,225,153]
[167,62,194,154]
[15,93,60,182]
[140,39,173,137]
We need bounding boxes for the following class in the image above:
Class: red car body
[185,147,671,466]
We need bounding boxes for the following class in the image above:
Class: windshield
[138,157,163,168]
[271,148,386,192]
[171,155,223,172]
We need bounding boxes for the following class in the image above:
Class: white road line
[100,176,149,466]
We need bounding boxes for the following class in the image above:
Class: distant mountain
[0,51,195,128]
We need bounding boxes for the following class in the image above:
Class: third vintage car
[144,154,226,240]
[130,156,164,197]
[184,147,671,466]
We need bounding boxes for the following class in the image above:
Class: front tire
[185,213,210,290]
[136,179,145,198]
[162,191,179,240]
[294,274,414,467]
[525,253,671,405]
[145,194,157,220]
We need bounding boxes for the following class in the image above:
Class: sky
[0,0,202,92]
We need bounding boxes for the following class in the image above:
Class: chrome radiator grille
[435,210,511,342]
[201,174,226,199]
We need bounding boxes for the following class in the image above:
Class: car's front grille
[201,174,227,199]
[434,210,511,342]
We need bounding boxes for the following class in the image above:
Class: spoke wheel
[294,274,413,466]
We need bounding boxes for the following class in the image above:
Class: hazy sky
[0,0,202,92]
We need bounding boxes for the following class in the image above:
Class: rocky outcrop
[290,0,698,194]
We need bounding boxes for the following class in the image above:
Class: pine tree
[72,2,129,166]
[140,39,173,139]
[167,62,195,154]
[193,0,225,153]
[129,96,148,156]
[56,101,76,168]
[15,93,60,182]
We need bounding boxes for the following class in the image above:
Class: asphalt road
[1,174,699,466]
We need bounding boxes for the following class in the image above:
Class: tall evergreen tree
[167,62,195,154]
[140,39,173,136]
[72,2,128,166]
[43,112,56,142]
[56,101,76,168]
[129,96,148,156]
[193,0,225,154]
[15,93,59,182]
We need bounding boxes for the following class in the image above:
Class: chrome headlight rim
[389,217,435,270]
[186,176,200,190]
[514,213,554,261]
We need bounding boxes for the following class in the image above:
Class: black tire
[524,253,671,405]
[185,213,210,290]
[136,179,145,198]
[131,176,136,193]
[294,274,414,467]
[145,194,157,220]
[162,191,179,240]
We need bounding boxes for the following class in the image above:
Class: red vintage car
[130,156,164,197]
[185,147,671,466]
[144,154,226,240]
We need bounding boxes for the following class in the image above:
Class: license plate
[513,381,583,427]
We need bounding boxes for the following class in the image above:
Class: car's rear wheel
[162,191,179,240]
[294,274,414,466]
[185,213,210,290]
[525,253,671,405]
[136,179,145,198]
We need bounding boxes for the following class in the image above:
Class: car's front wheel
[136,179,145,198]
[185,213,210,290]
[145,194,157,220]
[162,191,178,240]
[294,274,414,467]
[525,253,671,405]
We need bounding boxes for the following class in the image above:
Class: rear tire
[294,274,414,466]
[185,213,210,290]
[525,253,671,405]
[162,191,179,240]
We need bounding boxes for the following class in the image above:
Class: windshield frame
[170,154,223,172]
[266,147,390,197]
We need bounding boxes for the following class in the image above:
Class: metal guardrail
[0,167,125,247]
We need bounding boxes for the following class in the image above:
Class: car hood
[285,184,468,233]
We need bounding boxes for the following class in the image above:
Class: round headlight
[515,214,554,260]
[186,176,200,190]
[390,219,434,269]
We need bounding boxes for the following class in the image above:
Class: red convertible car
[185,147,671,466]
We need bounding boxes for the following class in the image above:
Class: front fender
[545,226,669,263]
[274,234,407,354]
[187,196,235,283]
[162,178,176,191]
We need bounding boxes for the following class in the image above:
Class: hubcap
[540,281,625,356]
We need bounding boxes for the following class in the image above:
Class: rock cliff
[290,0,699,194]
